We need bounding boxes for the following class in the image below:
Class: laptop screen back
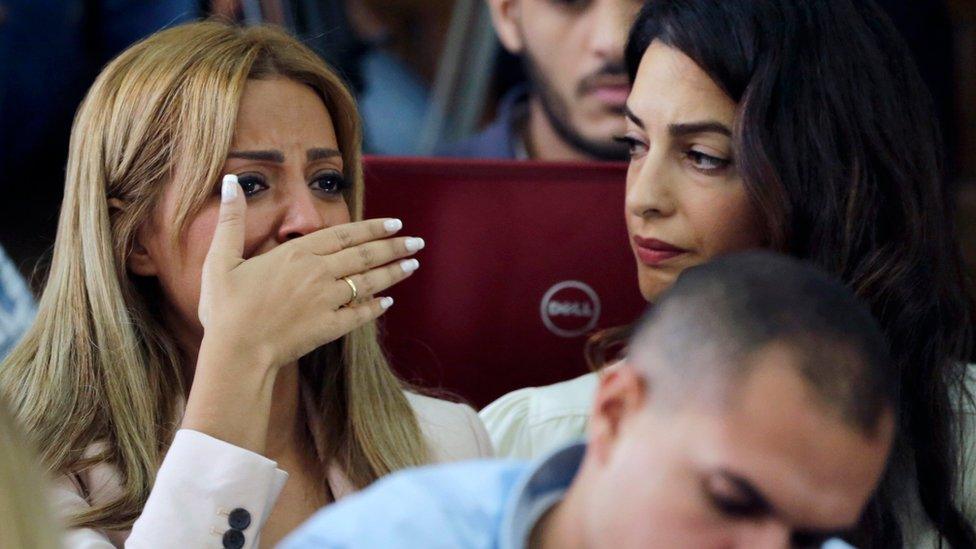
[363,156,645,408]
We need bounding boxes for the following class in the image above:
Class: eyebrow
[307,148,341,162]
[624,105,645,129]
[227,150,285,162]
[669,121,732,138]
[624,105,732,138]
[226,148,342,163]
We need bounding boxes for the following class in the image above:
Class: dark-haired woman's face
[621,41,763,301]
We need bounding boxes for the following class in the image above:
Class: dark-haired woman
[481,1,975,546]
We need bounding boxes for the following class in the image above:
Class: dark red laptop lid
[363,156,646,408]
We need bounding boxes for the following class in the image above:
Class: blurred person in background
[480,1,975,546]
[343,0,432,155]
[440,0,642,161]
[215,0,457,156]
[0,243,35,360]
[0,396,60,549]
[0,21,490,548]
[346,0,456,155]
[0,0,201,273]
[283,252,897,549]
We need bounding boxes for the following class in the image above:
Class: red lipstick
[632,236,689,266]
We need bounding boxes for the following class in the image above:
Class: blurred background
[0,0,974,281]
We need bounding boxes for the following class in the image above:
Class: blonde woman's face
[132,77,351,347]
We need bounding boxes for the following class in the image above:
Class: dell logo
[540,280,601,338]
[547,301,595,318]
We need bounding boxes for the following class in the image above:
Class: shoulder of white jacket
[404,391,479,428]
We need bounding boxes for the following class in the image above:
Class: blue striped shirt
[0,246,35,359]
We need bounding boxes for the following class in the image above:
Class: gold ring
[341,276,358,305]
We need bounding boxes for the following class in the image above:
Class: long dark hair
[593,1,974,546]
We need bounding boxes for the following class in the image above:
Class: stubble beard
[521,49,629,162]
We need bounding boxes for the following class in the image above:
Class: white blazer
[52,392,493,548]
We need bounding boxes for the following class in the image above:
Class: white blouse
[53,392,493,548]
[479,370,600,460]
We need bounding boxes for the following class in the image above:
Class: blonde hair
[0,21,428,530]
[0,397,60,548]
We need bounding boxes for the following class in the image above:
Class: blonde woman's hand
[183,174,423,452]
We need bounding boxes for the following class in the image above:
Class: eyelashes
[706,491,765,518]
[613,135,647,158]
[549,0,590,9]
[684,150,731,172]
[310,172,349,194]
[236,174,267,197]
[233,171,349,198]
[612,135,732,174]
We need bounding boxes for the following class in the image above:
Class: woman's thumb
[205,174,246,272]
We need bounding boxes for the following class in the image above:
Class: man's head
[486,0,642,160]
[578,252,896,548]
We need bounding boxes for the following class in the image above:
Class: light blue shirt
[0,246,35,359]
[281,442,586,549]
[281,440,858,549]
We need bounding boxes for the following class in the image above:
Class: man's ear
[109,198,157,277]
[587,364,648,465]
[485,0,524,54]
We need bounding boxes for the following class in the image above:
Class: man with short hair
[282,252,896,549]
[441,0,642,161]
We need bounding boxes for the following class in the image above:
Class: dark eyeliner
[311,171,348,194]
[706,492,762,518]
[236,173,268,197]
[686,150,731,173]
[688,150,728,164]
[613,135,646,158]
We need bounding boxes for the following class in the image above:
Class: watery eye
[236,175,267,197]
[312,173,347,194]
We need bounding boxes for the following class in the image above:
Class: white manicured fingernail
[380,296,394,309]
[221,174,239,203]
[384,218,403,233]
[400,259,420,273]
[405,238,425,252]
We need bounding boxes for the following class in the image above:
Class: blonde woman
[0,397,61,549]
[0,21,491,548]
